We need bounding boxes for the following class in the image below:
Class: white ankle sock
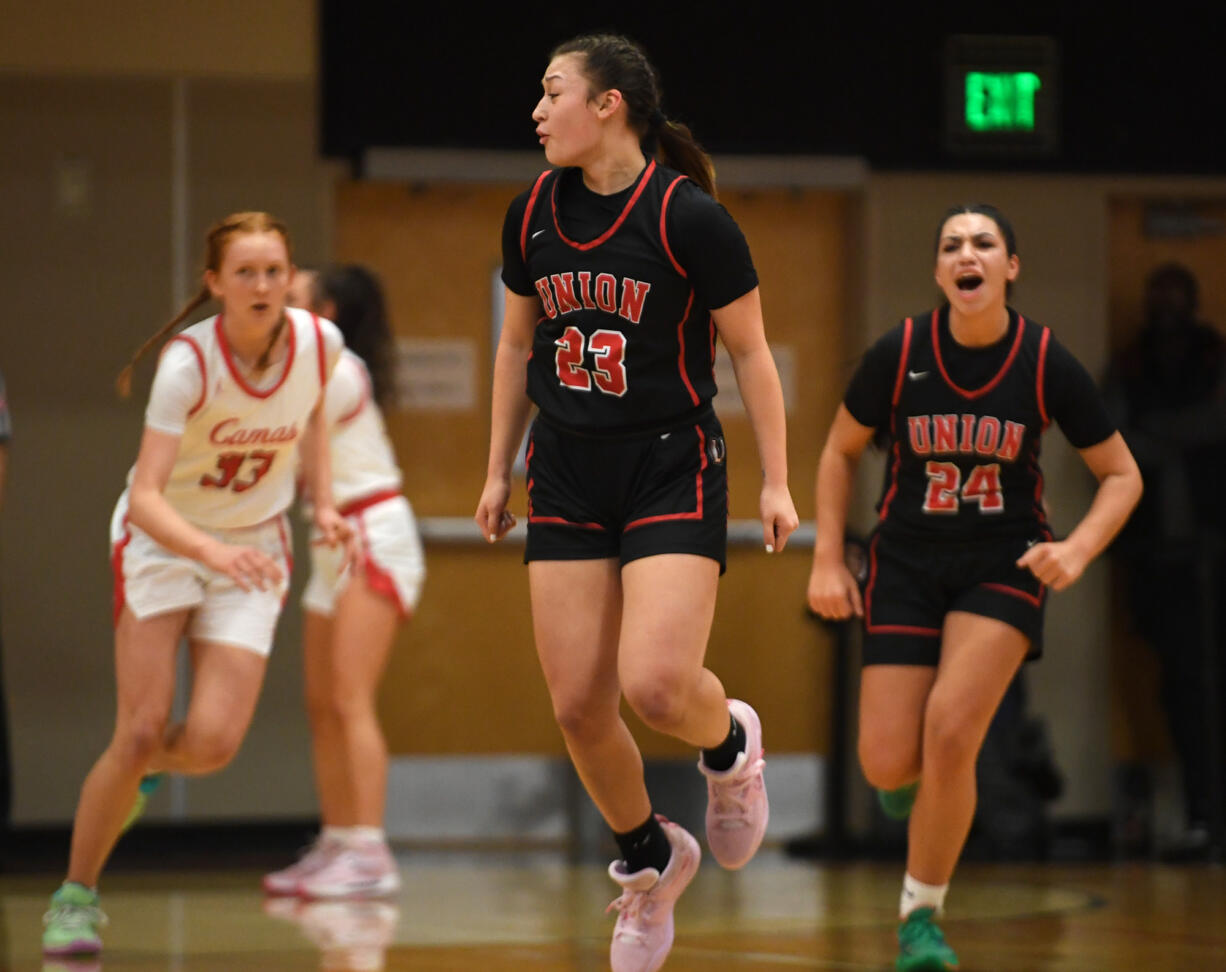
[900,872,948,918]
[321,825,352,843]
[348,826,386,845]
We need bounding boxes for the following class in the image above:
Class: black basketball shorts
[523,409,728,572]
[861,529,1047,666]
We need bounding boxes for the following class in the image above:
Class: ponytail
[116,286,211,398]
[655,118,716,198]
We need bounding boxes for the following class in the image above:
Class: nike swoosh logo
[532,229,546,239]
[907,370,928,380]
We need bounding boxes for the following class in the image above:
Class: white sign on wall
[392,337,476,411]
[713,344,796,416]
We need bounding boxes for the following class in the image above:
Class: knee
[858,732,921,791]
[621,673,688,733]
[185,724,245,773]
[922,707,981,778]
[115,716,168,770]
[552,693,617,746]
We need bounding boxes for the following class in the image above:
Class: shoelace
[43,903,109,930]
[710,756,766,819]
[606,890,655,945]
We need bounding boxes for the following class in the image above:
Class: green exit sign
[965,72,1041,131]
[945,36,1058,157]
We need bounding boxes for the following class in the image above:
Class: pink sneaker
[299,840,401,900]
[698,698,768,870]
[263,834,343,896]
[606,819,700,972]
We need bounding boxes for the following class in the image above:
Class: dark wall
[321,6,1226,174]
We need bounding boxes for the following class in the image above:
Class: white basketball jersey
[139,308,342,529]
[326,349,403,508]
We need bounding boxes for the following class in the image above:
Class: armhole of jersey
[338,358,370,425]
[311,313,327,391]
[659,175,689,277]
[1036,322,1051,428]
[171,334,208,417]
[890,318,913,408]
[519,170,552,264]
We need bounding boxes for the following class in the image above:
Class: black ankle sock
[614,814,672,874]
[701,714,746,772]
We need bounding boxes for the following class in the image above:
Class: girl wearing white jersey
[264,264,424,900]
[43,212,351,958]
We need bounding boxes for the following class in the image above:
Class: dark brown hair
[315,264,396,409]
[117,211,293,397]
[551,33,717,198]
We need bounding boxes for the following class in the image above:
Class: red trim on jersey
[312,313,327,391]
[338,488,401,518]
[879,318,914,523]
[111,515,133,626]
[551,160,657,251]
[982,581,1044,609]
[932,309,1026,399]
[659,175,689,277]
[891,317,914,407]
[337,357,371,426]
[877,439,903,521]
[215,314,297,399]
[170,335,208,417]
[675,291,701,407]
[356,512,409,619]
[1035,324,1051,428]
[625,424,707,530]
[520,169,552,263]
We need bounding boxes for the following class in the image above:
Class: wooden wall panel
[335,180,851,756]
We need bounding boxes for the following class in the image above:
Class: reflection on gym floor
[3,849,1225,971]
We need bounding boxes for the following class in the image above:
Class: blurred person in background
[264,264,423,900]
[1104,262,1226,858]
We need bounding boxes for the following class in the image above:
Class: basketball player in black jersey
[807,205,1142,971]
[475,33,798,972]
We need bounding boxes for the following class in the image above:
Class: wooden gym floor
[2,848,1223,971]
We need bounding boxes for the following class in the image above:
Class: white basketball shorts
[110,492,292,657]
[302,491,425,618]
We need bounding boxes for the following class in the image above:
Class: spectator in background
[1105,262,1226,857]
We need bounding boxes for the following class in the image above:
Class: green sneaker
[42,883,107,956]
[896,906,959,971]
[121,773,165,832]
[877,782,919,820]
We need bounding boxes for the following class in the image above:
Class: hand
[807,557,863,620]
[201,539,283,592]
[475,476,517,543]
[760,483,799,553]
[314,506,358,575]
[1016,539,1087,591]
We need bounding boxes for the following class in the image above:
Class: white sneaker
[263,834,344,896]
[607,819,701,972]
[698,698,768,869]
[300,840,401,900]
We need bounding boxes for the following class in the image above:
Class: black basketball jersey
[511,161,735,435]
[851,306,1109,541]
